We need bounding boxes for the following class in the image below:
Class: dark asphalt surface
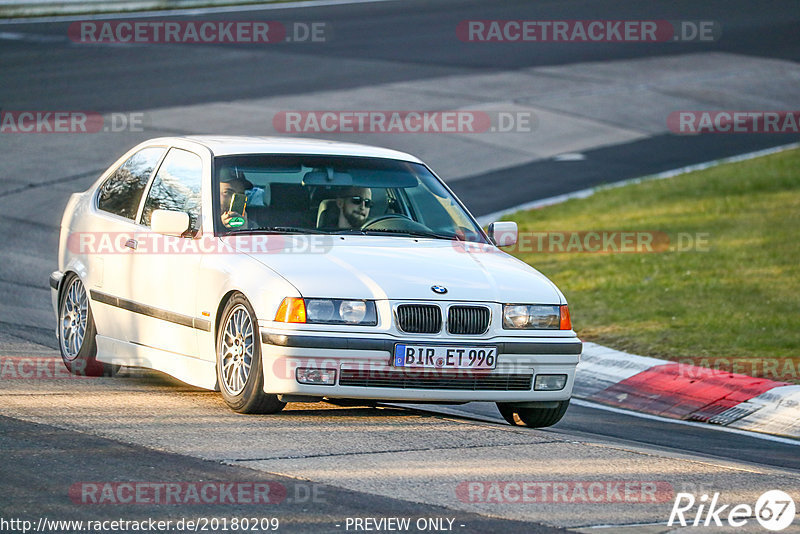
[401,401,800,472]
[1,0,800,112]
[1,0,799,529]
[454,132,800,216]
[549,403,800,472]
[0,415,563,533]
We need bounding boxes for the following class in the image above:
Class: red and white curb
[575,342,800,439]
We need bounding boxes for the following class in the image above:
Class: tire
[497,400,570,428]
[58,273,115,377]
[216,294,285,414]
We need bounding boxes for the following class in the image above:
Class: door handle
[125,239,138,250]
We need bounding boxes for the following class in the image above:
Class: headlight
[502,304,571,330]
[306,299,335,322]
[338,300,367,323]
[275,297,377,326]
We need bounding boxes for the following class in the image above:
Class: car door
[126,147,205,358]
[86,146,167,344]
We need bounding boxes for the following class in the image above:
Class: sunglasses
[347,196,373,208]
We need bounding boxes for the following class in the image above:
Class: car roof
[151,135,424,163]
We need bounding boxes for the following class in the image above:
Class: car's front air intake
[447,305,490,335]
[396,304,442,333]
[339,369,533,391]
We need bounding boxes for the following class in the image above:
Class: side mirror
[151,209,190,237]
[487,221,517,247]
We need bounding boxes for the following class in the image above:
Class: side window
[140,148,203,232]
[97,147,165,220]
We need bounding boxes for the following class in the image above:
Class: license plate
[393,344,497,369]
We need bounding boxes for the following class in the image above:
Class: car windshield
[213,155,487,243]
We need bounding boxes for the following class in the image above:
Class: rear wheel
[497,400,570,428]
[58,274,115,377]
[216,294,285,414]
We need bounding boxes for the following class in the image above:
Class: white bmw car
[51,136,581,427]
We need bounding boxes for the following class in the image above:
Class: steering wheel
[360,213,412,230]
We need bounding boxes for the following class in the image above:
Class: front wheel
[216,294,285,414]
[58,274,115,376]
[497,400,570,428]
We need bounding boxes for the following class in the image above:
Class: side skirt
[95,335,218,390]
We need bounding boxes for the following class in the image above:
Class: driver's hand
[221,211,244,228]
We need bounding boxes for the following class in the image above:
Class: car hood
[226,235,563,303]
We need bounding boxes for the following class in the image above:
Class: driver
[336,187,372,228]
[219,167,253,229]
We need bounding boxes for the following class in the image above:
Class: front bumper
[260,331,581,403]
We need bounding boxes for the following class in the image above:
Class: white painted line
[570,398,800,446]
[391,398,800,445]
[576,521,678,530]
[386,403,504,426]
[477,141,800,224]
[0,30,65,41]
[0,0,400,24]
[553,152,585,161]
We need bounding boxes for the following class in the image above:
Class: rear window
[97,147,165,220]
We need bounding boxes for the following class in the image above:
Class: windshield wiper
[241,226,326,234]
[361,228,458,240]
[330,228,368,235]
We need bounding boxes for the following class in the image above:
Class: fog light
[296,367,336,385]
[534,374,567,391]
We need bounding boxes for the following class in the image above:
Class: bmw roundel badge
[431,285,448,294]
